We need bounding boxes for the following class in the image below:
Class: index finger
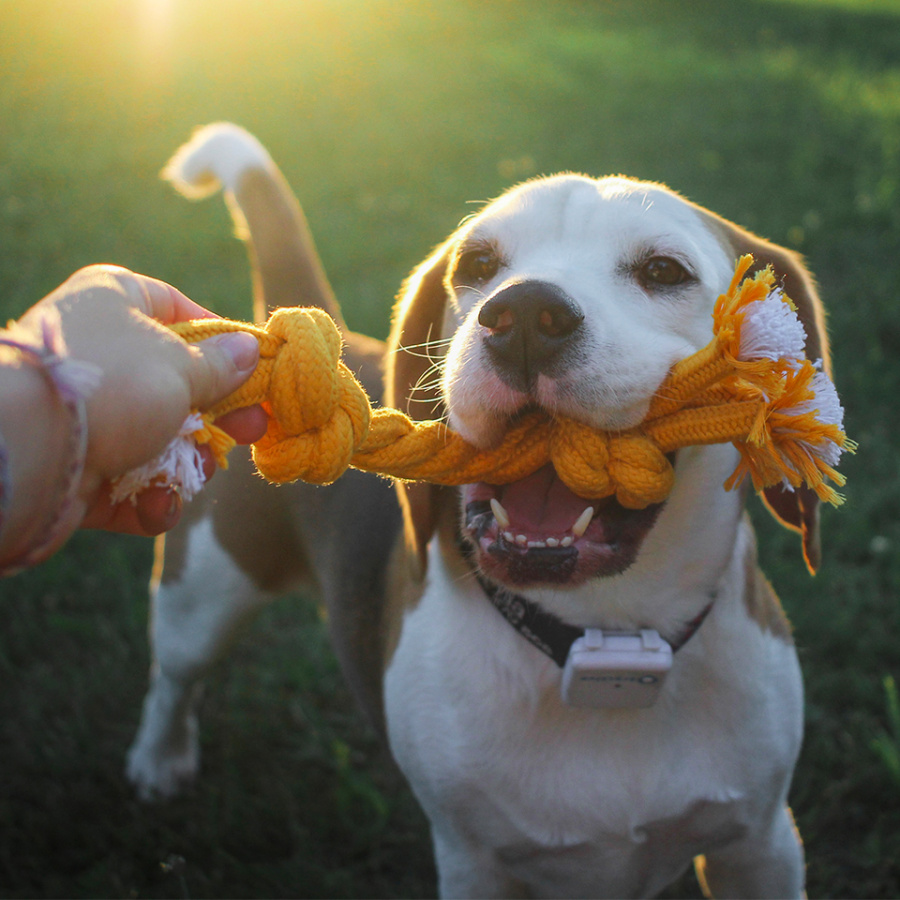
[110,267,221,325]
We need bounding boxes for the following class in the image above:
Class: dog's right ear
[385,240,455,573]
[697,205,829,574]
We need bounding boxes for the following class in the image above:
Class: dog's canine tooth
[571,506,595,538]
[490,498,510,529]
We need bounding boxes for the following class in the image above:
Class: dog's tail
[163,122,343,327]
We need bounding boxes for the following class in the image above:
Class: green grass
[1,0,898,896]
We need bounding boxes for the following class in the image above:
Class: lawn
[1,0,899,897]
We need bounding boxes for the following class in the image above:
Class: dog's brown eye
[637,256,693,289]
[455,245,501,285]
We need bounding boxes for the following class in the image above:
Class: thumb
[188,331,260,410]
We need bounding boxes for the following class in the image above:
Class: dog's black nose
[478,281,584,391]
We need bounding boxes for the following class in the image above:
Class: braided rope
[169,256,852,508]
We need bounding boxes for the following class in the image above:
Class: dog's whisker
[455,284,488,301]
[408,378,446,396]
[452,566,481,588]
[408,361,447,398]
[392,336,455,357]
[650,383,682,403]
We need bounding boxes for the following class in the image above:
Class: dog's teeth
[527,540,546,549]
[571,506,595,538]
[490,498,510,529]
[515,534,528,546]
[561,535,574,547]
[503,531,515,543]
[546,537,560,548]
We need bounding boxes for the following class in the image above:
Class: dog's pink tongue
[500,463,590,533]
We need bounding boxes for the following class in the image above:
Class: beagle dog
[128,124,826,899]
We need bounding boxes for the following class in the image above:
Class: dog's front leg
[126,653,204,800]
[694,804,805,899]
[127,513,281,799]
[126,545,272,799]
[432,827,530,900]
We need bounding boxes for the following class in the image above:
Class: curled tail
[164,122,343,327]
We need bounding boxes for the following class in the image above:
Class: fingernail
[214,332,259,373]
[161,490,183,531]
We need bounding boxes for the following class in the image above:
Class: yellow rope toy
[112,255,853,510]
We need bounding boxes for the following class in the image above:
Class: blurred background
[1,0,898,896]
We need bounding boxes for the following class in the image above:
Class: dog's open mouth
[463,463,665,587]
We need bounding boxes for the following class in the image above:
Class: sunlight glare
[135,0,176,81]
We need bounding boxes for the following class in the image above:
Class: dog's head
[388,175,828,586]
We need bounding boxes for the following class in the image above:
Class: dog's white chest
[384,535,803,897]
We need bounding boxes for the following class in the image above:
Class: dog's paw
[126,713,200,801]
[126,674,203,800]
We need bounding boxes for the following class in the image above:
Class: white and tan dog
[128,124,828,899]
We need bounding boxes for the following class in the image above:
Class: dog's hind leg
[127,454,310,799]
[694,804,805,899]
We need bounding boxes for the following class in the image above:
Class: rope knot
[549,419,674,508]
[251,308,373,484]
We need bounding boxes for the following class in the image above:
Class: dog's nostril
[479,304,514,334]
[537,305,583,338]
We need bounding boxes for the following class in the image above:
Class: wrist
[0,316,102,574]
[0,351,74,566]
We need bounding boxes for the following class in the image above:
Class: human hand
[16,265,267,539]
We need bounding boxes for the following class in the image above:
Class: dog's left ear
[385,239,455,573]
[700,208,829,574]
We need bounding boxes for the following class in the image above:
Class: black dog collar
[459,535,713,669]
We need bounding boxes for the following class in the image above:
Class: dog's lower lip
[483,529,617,556]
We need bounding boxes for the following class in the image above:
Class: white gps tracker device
[561,628,673,709]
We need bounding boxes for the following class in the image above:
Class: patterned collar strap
[459,535,714,668]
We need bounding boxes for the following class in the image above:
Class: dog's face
[442,175,732,443]
[389,174,827,587]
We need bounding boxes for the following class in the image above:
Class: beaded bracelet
[0,314,102,577]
